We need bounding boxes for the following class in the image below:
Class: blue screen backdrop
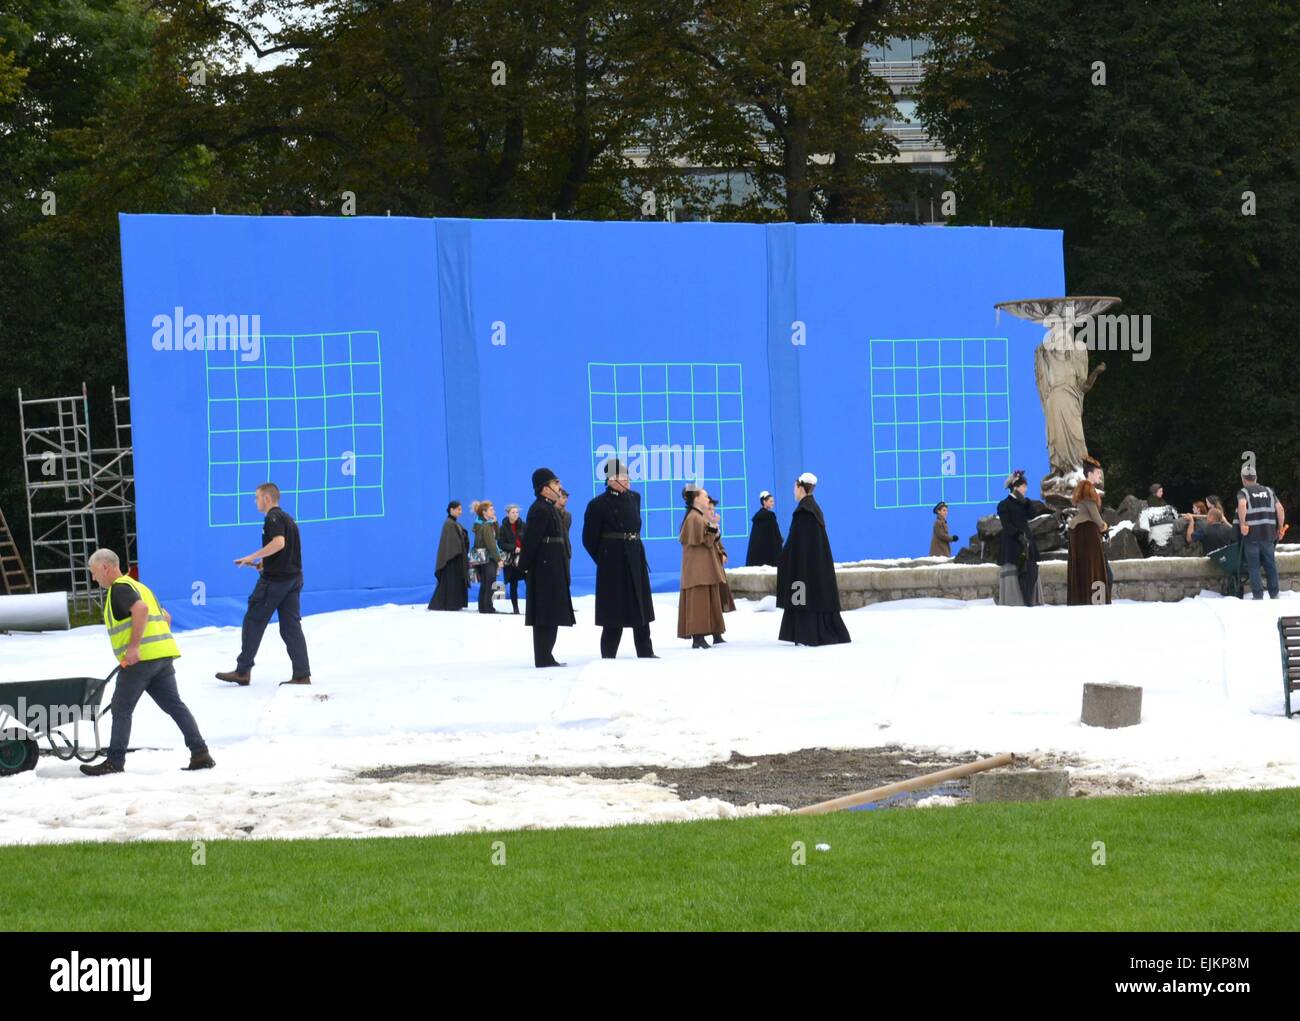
[118,214,1061,627]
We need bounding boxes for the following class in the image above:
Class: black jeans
[237,573,311,677]
[108,658,207,767]
[600,625,654,658]
[477,560,498,613]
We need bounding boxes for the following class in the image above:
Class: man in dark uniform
[519,468,576,667]
[216,482,312,686]
[1237,467,1286,599]
[582,458,657,659]
[556,488,574,562]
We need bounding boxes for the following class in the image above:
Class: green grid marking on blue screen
[869,337,1011,510]
[587,362,749,541]
[205,332,386,527]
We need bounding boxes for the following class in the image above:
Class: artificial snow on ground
[1,590,1298,845]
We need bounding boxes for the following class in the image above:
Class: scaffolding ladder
[17,385,103,613]
[93,384,137,573]
[0,506,33,594]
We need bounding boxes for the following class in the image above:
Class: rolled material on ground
[0,592,71,632]
[794,752,1015,815]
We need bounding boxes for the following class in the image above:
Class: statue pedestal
[1040,468,1102,509]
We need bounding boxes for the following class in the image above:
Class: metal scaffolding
[17,384,136,614]
[98,385,137,573]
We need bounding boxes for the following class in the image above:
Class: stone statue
[1035,342,1105,476]
[995,296,1120,505]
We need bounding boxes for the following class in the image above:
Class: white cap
[798,471,818,486]
[759,490,771,500]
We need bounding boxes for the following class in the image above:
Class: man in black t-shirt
[216,482,312,686]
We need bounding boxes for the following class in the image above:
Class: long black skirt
[428,556,469,610]
[778,608,851,646]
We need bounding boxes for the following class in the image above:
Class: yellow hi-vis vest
[104,576,181,663]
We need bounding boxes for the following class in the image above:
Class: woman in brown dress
[678,486,727,648]
[1067,455,1111,605]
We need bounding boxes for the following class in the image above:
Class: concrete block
[1082,681,1142,728]
[970,769,1069,803]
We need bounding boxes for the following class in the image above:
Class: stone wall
[727,551,1300,608]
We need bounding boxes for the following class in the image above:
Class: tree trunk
[824,0,886,222]
[784,114,812,222]
[554,12,592,215]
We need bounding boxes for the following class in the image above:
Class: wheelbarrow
[1207,539,1248,598]
[0,667,118,776]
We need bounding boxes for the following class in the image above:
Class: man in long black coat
[519,467,575,667]
[582,459,656,659]
[776,473,851,646]
[745,491,783,566]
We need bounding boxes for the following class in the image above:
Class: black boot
[185,750,217,770]
[691,635,711,649]
[80,760,124,777]
[632,626,657,659]
[712,634,726,644]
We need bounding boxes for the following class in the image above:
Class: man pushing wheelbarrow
[80,549,215,777]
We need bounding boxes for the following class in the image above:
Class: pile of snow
[1,590,1298,845]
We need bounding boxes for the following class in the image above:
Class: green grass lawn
[2,788,1297,930]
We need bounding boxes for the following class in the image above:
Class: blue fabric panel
[118,214,1061,625]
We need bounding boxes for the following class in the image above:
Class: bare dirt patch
[358,746,1105,809]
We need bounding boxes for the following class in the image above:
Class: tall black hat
[532,467,557,494]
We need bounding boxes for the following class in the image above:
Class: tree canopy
[2,0,1297,557]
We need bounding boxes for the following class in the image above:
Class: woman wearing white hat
[745,491,783,567]
[776,472,851,646]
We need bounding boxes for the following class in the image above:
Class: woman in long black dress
[428,500,470,610]
[776,472,851,646]
[995,470,1044,607]
[745,491,783,566]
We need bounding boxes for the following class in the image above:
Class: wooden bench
[1276,617,1300,718]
